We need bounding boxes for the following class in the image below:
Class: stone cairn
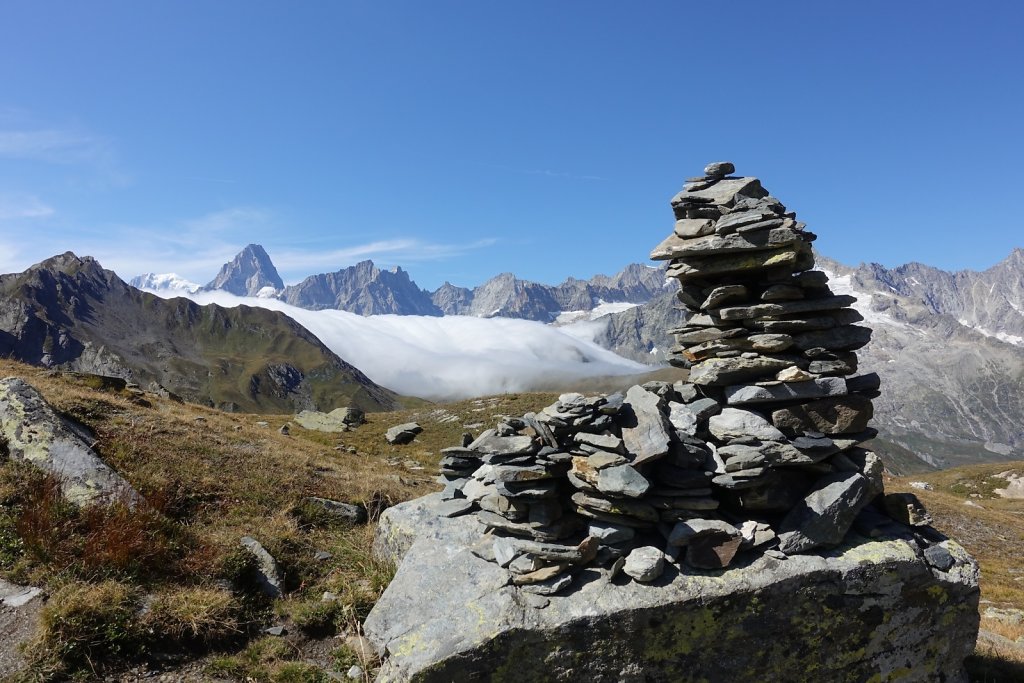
[436,162,935,594]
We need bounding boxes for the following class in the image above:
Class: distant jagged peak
[205,243,284,297]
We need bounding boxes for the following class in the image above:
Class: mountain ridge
[0,252,400,413]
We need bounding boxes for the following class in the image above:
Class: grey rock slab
[724,377,848,405]
[701,285,749,310]
[761,284,805,301]
[303,497,368,524]
[294,407,363,432]
[365,492,979,682]
[596,465,651,499]
[385,422,423,445]
[619,385,672,465]
[373,492,484,565]
[573,432,625,453]
[708,408,785,442]
[587,452,628,470]
[0,377,140,506]
[435,498,474,518]
[772,395,874,435]
[672,218,716,239]
[689,356,795,386]
[655,226,805,260]
[667,518,740,546]
[622,546,666,582]
[713,295,858,321]
[491,465,556,483]
[777,472,873,554]
[714,209,779,233]
[666,243,810,282]
[670,176,766,208]
[588,521,635,544]
[793,325,873,352]
[521,572,574,595]
[571,491,660,523]
[240,536,283,598]
[468,433,537,456]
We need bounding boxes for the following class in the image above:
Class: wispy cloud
[0,111,128,186]
[273,238,499,273]
[0,129,107,165]
[0,193,55,220]
[181,207,271,235]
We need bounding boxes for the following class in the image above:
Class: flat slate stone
[574,432,625,453]
[793,325,873,351]
[708,408,785,441]
[667,243,810,282]
[619,385,672,465]
[688,356,795,386]
[724,377,848,405]
[670,176,766,208]
[713,295,857,321]
[386,422,423,445]
[777,471,873,554]
[772,395,874,435]
[651,226,804,260]
[596,465,651,499]
[469,433,538,455]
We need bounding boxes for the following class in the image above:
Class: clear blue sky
[1,1,1021,290]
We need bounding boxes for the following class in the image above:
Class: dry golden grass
[0,358,559,678]
[889,465,1024,681]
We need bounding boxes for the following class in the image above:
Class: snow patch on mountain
[129,273,201,294]
[819,268,912,330]
[956,320,1024,347]
[144,289,647,400]
[553,300,640,326]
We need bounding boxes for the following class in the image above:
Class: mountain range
[5,242,1021,473]
[2,253,400,413]
[132,244,1024,472]
[132,244,670,322]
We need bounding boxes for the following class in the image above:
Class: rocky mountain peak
[280,259,441,316]
[205,244,284,296]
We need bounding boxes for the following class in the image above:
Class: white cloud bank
[145,289,648,400]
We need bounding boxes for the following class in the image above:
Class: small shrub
[0,511,24,568]
[205,636,299,681]
[290,597,349,636]
[143,586,241,646]
[28,580,143,675]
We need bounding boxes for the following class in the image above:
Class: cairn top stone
[704,161,735,178]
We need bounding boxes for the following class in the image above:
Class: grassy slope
[0,358,557,680]
[889,464,1024,681]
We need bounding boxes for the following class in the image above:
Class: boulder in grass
[0,377,140,506]
[386,422,423,445]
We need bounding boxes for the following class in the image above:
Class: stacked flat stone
[435,163,933,593]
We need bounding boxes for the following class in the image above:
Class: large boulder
[294,407,365,432]
[364,495,979,683]
[0,377,139,506]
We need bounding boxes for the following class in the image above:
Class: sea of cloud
[147,289,648,400]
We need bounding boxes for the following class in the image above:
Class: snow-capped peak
[129,272,202,294]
